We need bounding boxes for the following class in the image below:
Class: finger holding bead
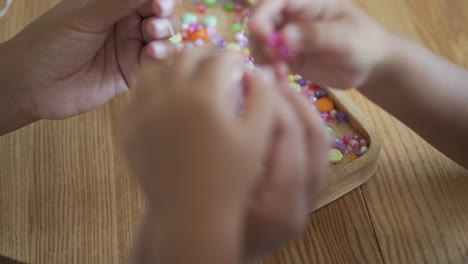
[142,16,180,42]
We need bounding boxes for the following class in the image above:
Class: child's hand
[249,0,391,89]
[2,0,178,120]
[119,49,329,261]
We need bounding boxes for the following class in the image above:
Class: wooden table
[1,0,468,263]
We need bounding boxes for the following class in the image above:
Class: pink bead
[342,135,351,144]
[194,39,205,46]
[359,139,368,147]
[197,4,207,13]
[206,26,217,36]
[348,139,359,151]
[234,4,243,13]
[321,112,331,122]
[352,135,361,141]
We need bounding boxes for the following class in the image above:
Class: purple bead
[217,40,228,48]
[334,137,343,144]
[336,111,349,123]
[333,141,348,154]
[314,88,328,99]
[298,79,306,86]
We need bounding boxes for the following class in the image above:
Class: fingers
[140,40,176,64]
[249,0,287,37]
[142,16,179,42]
[138,0,178,18]
[194,51,244,101]
[282,89,329,202]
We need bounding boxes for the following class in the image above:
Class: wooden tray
[313,89,380,211]
[179,3,381,211]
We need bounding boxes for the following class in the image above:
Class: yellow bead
[169,33,182,43]
[330,149,343,163]
[226,43,241,51]
[242,48,250,57]
[290,83,301,92]
[288,74,295,82]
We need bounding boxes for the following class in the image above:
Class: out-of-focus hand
[249,0,391,89]
[2,0,178,120]
[119,48,329,261]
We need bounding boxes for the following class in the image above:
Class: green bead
[330,149,343,163]
[203,16,218,27]
[231,23,243,33]
[183,13,198,24]
[325,125,334,137]
[224,2,235,11]
[204,0,218,7]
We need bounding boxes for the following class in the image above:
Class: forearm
[0,42,39,135]
[361,34,468,168]
[132,206,244,264]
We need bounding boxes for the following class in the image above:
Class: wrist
[133,206,245,264]
[0,42,40,134]
[359,32,405,95]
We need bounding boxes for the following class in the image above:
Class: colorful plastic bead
[314,88,328,99]
[330,149,343,163]
[352,135,361,141]
[183,13,198,24]
[197,4,207,13]
[205,26,217,36]
[203,16,218,27]
[321,112,331,122]
[234,4,243,13]
[231,23,243,33]
[350,156,359,161]
[357,146,368,156]
[298,79,306,86]
[359,139,368,148]
[330,109,337,119]
[336,111,349,123]
[224,2,235,11]
[316,98,335,112]
[342,135,351,144]
[204,0,218,7]
[217,39,228,48]
[348,139,359,151]
[326,125,334,137]
[226,43,241,51]
[169,33,182,44]
[334,138,348,153]
[290,83,301,92]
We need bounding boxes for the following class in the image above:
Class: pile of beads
[172,0,369,164]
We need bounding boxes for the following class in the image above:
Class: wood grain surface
[1,0,468,264]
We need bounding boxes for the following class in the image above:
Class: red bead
[309,84,320,91]
[234,4,243,13]
[342,135,351,144]
[348,139,359,151]
[352,135,361,141]
[197,4,207,13]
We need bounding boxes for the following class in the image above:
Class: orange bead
[189,29,208,41]
[316,98,335,112]
[350,156,359,161]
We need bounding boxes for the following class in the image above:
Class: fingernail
[152,19,172,38]
[232,67,245,83]
[282,25,302,50]
[261,67,275,84]
[150,42,168,60]
[157,0,175,17]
